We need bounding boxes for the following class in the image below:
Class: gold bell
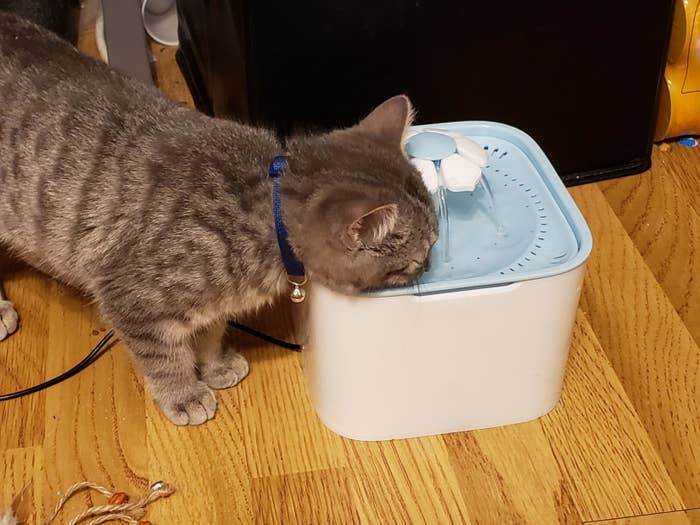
[288,276,307,303]
[290,284,305,303]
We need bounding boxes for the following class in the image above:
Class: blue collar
[269,156,307,302]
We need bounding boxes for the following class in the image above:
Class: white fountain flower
[406,129,487,193]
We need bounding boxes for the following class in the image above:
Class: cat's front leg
[0,281,18,341]
[194,321,250,390]
[121,330,218,425]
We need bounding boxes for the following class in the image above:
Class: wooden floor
[2,27,700,525]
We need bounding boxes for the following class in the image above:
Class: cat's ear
[318,190,399,247]
[347,202,399,247]
[356,95,415,149]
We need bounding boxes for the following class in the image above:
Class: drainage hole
[499,151,508,158]
[535,244,542,249]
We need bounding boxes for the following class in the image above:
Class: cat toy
[43,480,174,525]
[1,480,175,525]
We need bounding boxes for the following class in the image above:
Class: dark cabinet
[176,0,675,184]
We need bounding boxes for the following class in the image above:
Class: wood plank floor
[1,26,699,525]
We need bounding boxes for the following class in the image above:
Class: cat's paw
[200,351,249,390]
[0,300,18,341]
[154,380,218,426]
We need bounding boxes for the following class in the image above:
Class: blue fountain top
[364,121,593,297]
[405,131,457,160]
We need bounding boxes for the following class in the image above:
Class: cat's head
[286,95,438,294]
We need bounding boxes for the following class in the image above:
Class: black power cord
[0,321,302,401]
[228,320,302,351]
[0,330,115,401]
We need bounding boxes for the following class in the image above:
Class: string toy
[42,480,175,525]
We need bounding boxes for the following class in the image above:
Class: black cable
[228,320,303,351]
[0,330,115,401]
[1,322,301,400]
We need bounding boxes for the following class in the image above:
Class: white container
[302,122,593,441]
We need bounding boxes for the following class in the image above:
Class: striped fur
[0,11,437,424]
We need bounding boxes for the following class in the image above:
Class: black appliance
[175,1,675,185]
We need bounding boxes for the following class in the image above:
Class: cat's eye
[385,267,409,279]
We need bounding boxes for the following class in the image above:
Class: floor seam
[583,506,700,523]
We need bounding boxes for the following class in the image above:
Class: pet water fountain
[303,121,592,441]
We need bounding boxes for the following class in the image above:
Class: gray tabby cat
[0,11,437,424]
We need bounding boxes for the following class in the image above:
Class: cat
[0,10,438,425]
